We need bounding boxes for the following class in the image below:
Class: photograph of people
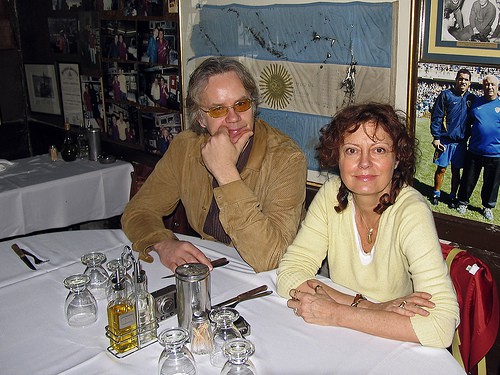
[445,0,498,41]
[278,103,459,348]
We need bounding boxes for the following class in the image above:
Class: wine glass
[158,327,198,375]
[220,338,257,375]
[209,307,242,368]
[81,252,108,300]
[63,274,98,328]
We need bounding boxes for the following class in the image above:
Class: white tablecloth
[0,230,466,375]
[0,156,133,239]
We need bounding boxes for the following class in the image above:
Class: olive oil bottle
[107,274,137,353]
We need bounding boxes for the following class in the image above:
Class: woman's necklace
[358,209,381,244]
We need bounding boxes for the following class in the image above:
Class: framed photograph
[167,0,178,13]
[58,63,84,125]
[124,0,164,16]
[47,17,78,55]
[24,64,61,115]
[104,102,139,144]
[101,20,138,61]
[142,112,181,156]
[420,0,500,66]
[80,75,105,131]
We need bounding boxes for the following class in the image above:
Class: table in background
[0,155,133,239]
[0,230,466,375]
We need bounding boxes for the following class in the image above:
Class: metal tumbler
[88,128,101,161]
[175,263,211,332]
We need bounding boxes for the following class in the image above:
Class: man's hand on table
[152,238,213,272]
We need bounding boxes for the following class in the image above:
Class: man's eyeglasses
[200,98,254,118]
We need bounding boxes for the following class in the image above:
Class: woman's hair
[185,57,259,134]
[317,103,416,214]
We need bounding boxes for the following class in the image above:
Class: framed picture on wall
[24,64,61,115]
[58,62,84,125]
[167,0,178,13]
[420,0,500,66]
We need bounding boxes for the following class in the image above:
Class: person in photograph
[444,0,465,30]
[457,75,500,221]
[116,112,128,141]
[87,25,96,64]
[157,29,168,65]
[140,0,152,15]
[109,114,119,140]
[83,84,93,119]
[150,76,160,105]
[489,0,500,40]
[56,30,69,53]
[451,0,496,41]
[121,57,307,273]
[429,68,476,208]
[146,27,158,64]
[118,69,128,101]
[469,0,497,40]
[126,121,135,142]
[112,75,121,101]
[89,83,101,127]
[158,126,171,155]
[103,0,112,10]
[118,34,127,60]
[108,34,119,58]
[159,76,168,107]
[277,103,459,348]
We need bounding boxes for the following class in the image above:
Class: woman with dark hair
[277,103,459,348]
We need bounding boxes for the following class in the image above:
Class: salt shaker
[175,263,211,334]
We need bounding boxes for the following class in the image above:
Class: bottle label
[119,311,136,330]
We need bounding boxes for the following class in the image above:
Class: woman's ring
[398,300,407,309]
[294,308,299,316]
[314,285,322,293]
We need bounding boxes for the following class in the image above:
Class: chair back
[441,243,500,375]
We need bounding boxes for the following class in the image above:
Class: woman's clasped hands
[287,279,435,324]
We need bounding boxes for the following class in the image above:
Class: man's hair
[185,57,259,134]
[483,74,499,86]
[317,103,416,214]
[455,68,471,81]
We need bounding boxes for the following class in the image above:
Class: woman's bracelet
[350,293,367,307]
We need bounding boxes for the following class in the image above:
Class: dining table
[0,229,466,375]
[0,155,133,239]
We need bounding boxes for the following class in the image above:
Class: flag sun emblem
[259,64,294,110]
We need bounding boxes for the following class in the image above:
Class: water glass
[209,307,242,368]
[63,274,98,328]
[220,338,257,375]
[158,327,198,375]
[81,252,108,300]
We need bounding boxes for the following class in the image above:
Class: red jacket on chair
[441,243,499,375]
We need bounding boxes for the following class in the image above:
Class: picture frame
[24,64,61,115]
[167,0,178,14]
[420,0,500,66]
[58,62,84,125]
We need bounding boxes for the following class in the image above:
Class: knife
[161,257,230,279]
[212,285,269,309]
[11,244,37,270]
